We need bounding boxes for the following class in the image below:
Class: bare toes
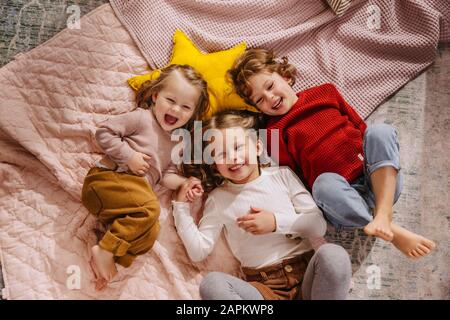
[418,244,430,254]
[424,240,436,249]
[412,249,422,258]
[415,247,427,256]
[95,278,108,291]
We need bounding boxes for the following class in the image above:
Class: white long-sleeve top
[172,166,327,268]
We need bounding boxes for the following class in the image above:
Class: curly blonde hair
[181,109,268,193]
[228,48,298,106]
[135,64,209,130]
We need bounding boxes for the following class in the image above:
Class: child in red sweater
[228,48,436,259]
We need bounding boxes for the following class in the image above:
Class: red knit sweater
[266,83,367,189]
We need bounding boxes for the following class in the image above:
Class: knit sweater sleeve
[272,168,327,238]
[95,110,143,168]
[326,83,367,134]
[267,125,299,175]
[172,197,224,262]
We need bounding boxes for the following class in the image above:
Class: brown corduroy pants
[242,250,315,300]
[81,167,160,267]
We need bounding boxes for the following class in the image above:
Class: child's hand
[127,152,151,176]
[175,177,204,203]
[186,180,204,202]
[237,206,276,235]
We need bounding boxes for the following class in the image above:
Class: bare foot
[364,213,394,241]
[391,224,436,259]
[88,258,109,291]
[90,245,118,291]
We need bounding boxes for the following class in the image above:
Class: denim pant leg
[362,124,403,209]
[312,173,373,229]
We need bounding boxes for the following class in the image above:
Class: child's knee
[312,173,347,203]
[364,123,397,144]
[315,244,351,281]
[141,202,161,227]
[316,244,350,264]
[141,220,160,252]
[199,272,226,299]
[312,172,348,206]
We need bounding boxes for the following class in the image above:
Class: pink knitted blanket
[110,0,449,118]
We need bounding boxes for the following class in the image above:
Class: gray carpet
[0,0,109,67]
[0,0,449,299]
[326,43,450,299]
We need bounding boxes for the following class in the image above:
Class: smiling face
[152,70,201,132]
[210,127,263,184]
[247,71,298,116]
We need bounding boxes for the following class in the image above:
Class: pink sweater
[95,108,177,187]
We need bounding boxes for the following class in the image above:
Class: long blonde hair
[228,48,298,106]
[135,64,210,130]
[181,109,268,193]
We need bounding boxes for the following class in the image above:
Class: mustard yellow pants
[81,167,160,267]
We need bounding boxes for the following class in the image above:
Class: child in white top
[172,110,351,300]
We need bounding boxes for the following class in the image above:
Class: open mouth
[229,164,244,172]
[164,114,178,125]
[272,98,282,110]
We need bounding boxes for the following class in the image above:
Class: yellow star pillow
[128,29,257,119]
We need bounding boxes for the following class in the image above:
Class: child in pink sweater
[81,64,206,290]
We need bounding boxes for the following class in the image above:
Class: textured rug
[325,43,450,299]
[0,0,448,299]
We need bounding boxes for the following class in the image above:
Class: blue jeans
[312,124,403,229]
